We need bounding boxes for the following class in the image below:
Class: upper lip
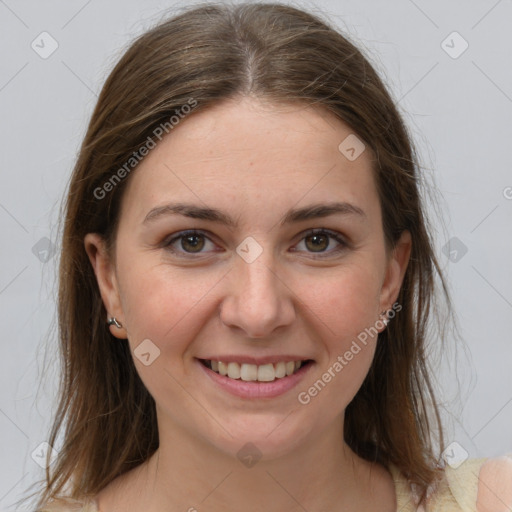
[197,355,313,365]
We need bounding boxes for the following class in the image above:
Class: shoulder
[39,496,99,512]
[391,454,512,512]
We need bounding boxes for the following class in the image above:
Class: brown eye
[304,233,329,252]
[293,229,347,258]
[164,230,216,256]
[181,234,205,252]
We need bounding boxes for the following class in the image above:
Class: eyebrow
[143,201,366,228]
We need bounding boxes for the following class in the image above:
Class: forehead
[120,97,379,222]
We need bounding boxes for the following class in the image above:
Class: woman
[25,2,512,511]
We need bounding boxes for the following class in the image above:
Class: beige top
[40,456,512,512]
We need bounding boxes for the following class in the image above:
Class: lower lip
[196,359,314,399]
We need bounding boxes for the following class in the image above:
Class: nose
[219,253,296,339]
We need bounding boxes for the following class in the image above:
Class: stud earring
[380,310,389,326]
[107,317,123,328]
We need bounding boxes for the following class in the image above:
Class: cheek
[118,251,383,352]
[116,261,225,408]
[292,264,383,403]
[116,256,222,358]
[297,261,383,342]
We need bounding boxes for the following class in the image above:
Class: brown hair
[27,2,451,509]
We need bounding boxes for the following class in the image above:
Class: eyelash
[162,228,348,259]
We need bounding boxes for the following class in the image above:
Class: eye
[163,230,218,256]
[162,228,347,259]
[292,229,347,257]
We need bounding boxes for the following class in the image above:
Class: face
[85,97,410,461]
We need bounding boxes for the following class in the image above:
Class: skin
[85,96,411,512]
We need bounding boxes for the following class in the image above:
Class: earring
[107,317,123,328]
[380,310,389,326]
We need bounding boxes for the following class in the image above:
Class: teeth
[227,362,241,379]
[257,364,275,382]
[218,361,228,376]
[240,364,258,381]
[206,359,307,382]
[275,361,286,378]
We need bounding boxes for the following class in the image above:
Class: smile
[200,359,312,382]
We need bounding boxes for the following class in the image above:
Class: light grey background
[1,0,511,509]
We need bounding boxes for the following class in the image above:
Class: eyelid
[162,229,218,257]
[162,228,348,258]
[291,228,348,257]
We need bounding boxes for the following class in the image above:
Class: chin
[198,414,316,464]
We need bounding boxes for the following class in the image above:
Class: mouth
[198,358,314,382]
[196,357,315,399]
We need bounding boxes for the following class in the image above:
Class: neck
[102,412,394,512]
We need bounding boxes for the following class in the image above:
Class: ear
[379,230,412,316]
[84,233,128,339]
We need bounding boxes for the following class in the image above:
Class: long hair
[28,2,451,508]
